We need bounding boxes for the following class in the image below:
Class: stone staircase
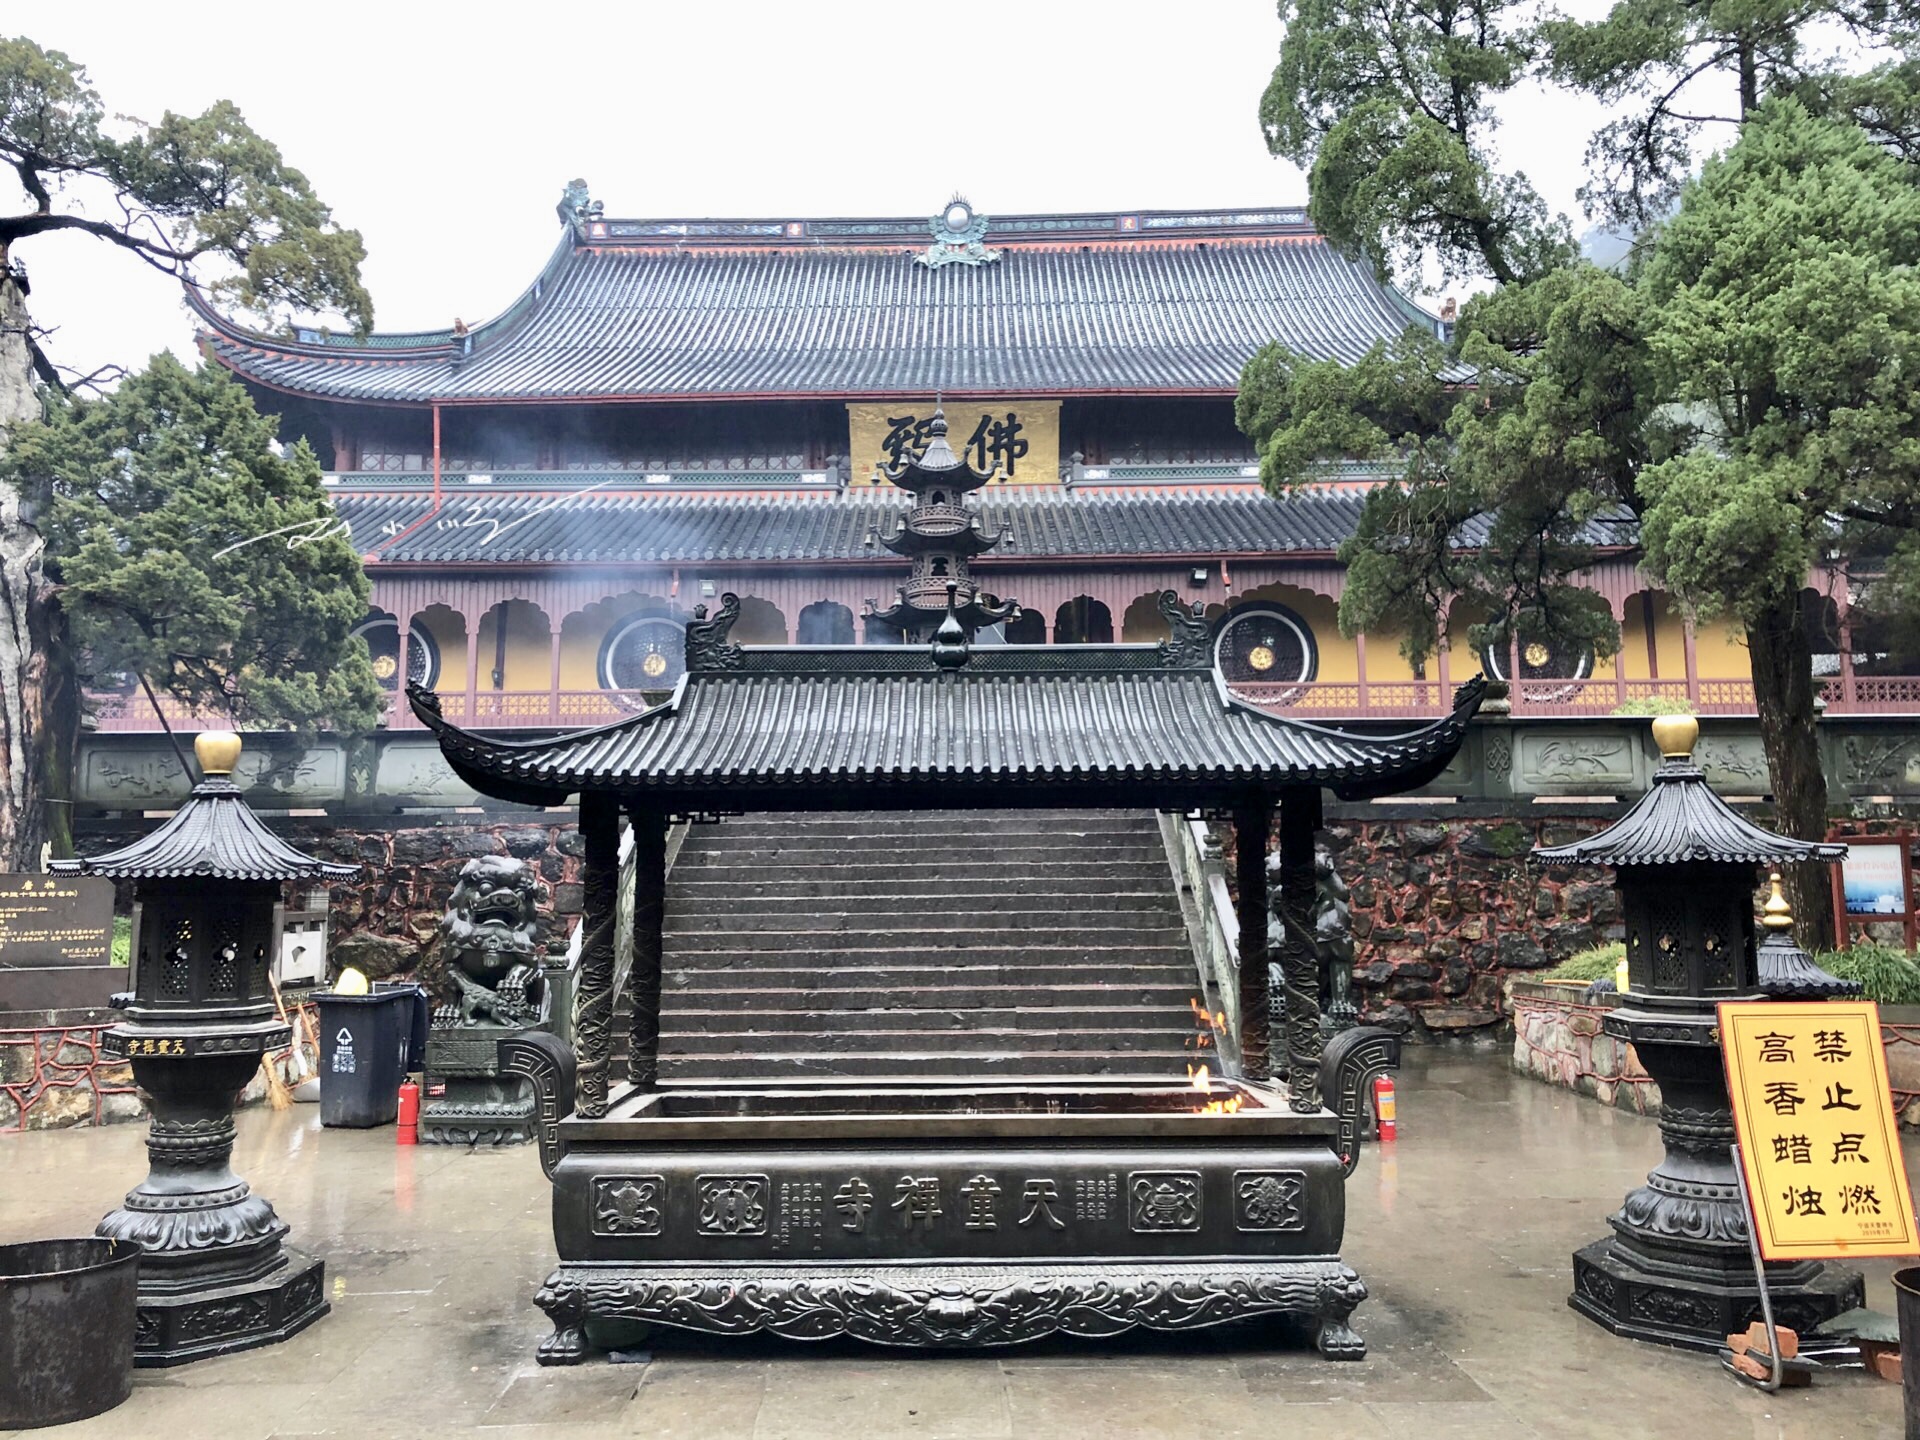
[633,810,1203,1081]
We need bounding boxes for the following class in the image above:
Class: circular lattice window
[1214,604,1318,687]
[349,616,439,692]
[598,614,686,695]
[1480,635,1594,699]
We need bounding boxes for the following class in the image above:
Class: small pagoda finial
[931,583,968,671]
[1650,713,1699,761]
[194,730,242,778]
[1763,872,1794,931]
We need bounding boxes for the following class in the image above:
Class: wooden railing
[83,671,1920,734]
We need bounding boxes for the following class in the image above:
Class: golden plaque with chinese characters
[1721,1000,1918,1260]
[848,400,1061,487]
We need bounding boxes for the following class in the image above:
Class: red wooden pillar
[1354,630,1370,713]
[463,615,481,724]
[1837,605,1858,712]
[548,629,565,725]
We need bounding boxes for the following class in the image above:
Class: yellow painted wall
[408,608,468,689]
[476,602,554,690]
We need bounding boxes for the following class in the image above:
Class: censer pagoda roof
[1533,717,1844,869]
[406,647,1488,810]
[51,775,357,882]
[197,204,1451,404]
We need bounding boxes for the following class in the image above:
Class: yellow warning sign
[1721,1000,1918,1261]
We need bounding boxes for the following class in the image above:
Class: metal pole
[1730,1142,1785,1393]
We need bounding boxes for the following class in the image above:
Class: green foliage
[1637,101,1920,631]
[0,354,381,734]
[1610,695,1695,716]
[111,914,130,967]
[1261,0,1569,285]
[1546,942,1627,981]
[1545,0,1916,227]
[1238,263,1653,664]
[1814,945,1920,1006]
[0,35,371,339]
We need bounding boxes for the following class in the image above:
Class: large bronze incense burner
[1535,715,1864,1349]
[412,435,1484,1362]
[51,731,356,1365]
[507,1064,1391,1356]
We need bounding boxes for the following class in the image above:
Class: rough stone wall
[1312,814,1619,1040]
[304,818,584,982]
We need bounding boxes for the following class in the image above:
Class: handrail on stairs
[1160,810,1242,1073]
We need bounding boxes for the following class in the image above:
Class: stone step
[658,961,1198,989]
[679,834,1161,859]
[697,812,1160,836]
[668,936,1190,960]
[664,894,1182,921]
[672,842,1171,868]
[659,1004,1206,1034]
[660,1027,1196,1056]
[669,876,1173,901]
[667,943,1195,967]
[658,1051,1195,1079]
[671,859,1172,882]
[636,983,1204,1015]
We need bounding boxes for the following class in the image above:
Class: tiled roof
[50,778,358,881]
[408,660,1486,807]
[338,488,1370,565]
[203,215,1442,403]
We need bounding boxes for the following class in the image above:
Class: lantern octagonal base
[131,1247,329,1368]
[1569,1236,1861,1350]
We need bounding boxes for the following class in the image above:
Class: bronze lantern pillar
[51,731,358,1365]
[1534,715,1863,1349]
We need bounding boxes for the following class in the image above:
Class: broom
[262,976,296,1110]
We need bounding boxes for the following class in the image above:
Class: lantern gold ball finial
[1763,871,1794,931]
[194,730,243,778]
[1650,713,1700,760]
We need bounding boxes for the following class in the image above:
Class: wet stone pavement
[3,1048,1912,1439]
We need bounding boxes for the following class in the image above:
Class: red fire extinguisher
[396,1080,420,1145]
[1373,1075,1397,1142]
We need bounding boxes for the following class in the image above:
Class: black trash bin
[315,985,424,1128]
[1896,1268,1920,1439]
[374,981,430,1072]
[0,1237,139,1429]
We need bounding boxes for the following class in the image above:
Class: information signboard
[1722,1000,1918,1261]
[1829,830,1916,951]
[0,873,114,967]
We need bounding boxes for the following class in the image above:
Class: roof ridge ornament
[1157,590,1212,668]
[917,195,1000,269]
[685,593,745,672]
[558,178,604,235]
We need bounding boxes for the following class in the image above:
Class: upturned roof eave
[404,658,1484,804]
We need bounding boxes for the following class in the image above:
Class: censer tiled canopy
[1532,715,1844,869]
[405,643,1489,810]
[50,735,356,882]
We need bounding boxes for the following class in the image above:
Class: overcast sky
[19,1,1620,382]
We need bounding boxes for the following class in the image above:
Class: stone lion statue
[434,855,547,1029]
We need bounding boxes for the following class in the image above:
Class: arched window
[1214,603,1317,684]
[1054,596,1114,644]
[796,601,856,645]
